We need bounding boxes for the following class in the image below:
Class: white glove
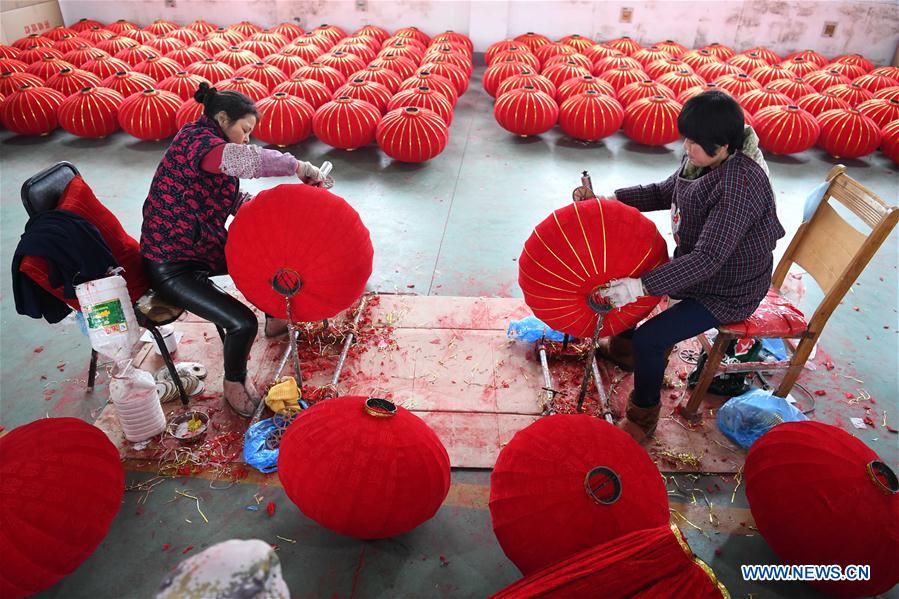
[600,277,645,308]
[296,161,324,186]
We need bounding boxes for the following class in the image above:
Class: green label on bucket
[85,299,129,334]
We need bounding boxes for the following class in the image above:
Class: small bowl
[168,410,210,443]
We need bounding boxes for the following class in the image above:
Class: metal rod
[592,357,613,423]
[537,338,555,414]
[576,315,605,413]
[272,333,294,382]
[285,300,304,394]
[330,295,369,388]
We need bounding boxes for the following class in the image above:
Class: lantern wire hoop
[584,465,622,505]
[364,397,397,418]
[866,460,899,495]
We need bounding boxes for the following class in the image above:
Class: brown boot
[619,394,661,444]
[264,315,289,338]
[597,335,635,370]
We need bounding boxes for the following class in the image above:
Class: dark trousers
[619,298,720,408]
[144,259,257,383]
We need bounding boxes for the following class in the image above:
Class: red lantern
[117,88,181,140]
[100,70,156,97]
[377,106,449,162]
[281,40,325,63]
[713,72,761,97]
[873,85,899,101]
[145,35,185,56]
[191,37,231,57]
[785,49,827,67]
[145,19,178,36]
[745,46,782,64]
[207,27,245,46]
[226,184,372,320]
[558,90,624,142]
[584,44,623,65]
[369,53,419,80]
[263,52,308,76]
[519,198,667,337]
[333,78,392,114]
[271,22,305,40]
[312,23,346,45]
[852,72,899,94]
[272,76,331,109]
[623,95,682,146]
[560,34,594,54]
[0,418,124,599]
[630,46,673,68]
[26,56,74,80]
[432,30,472,53]
[96,35,141,56]
[544,52,592,72]
[61,45,107,67]
[253,92,314,146]
[617,79,674,107]
[871,66,899,79]
[592,55,643,74]
[656,69,707,96]
[490,46,539,70]
[185,58,234,83]
[115,44,159,67]
[803,68,852,93]
[398,69,457,104]
[727,51,769,73]
[214,46,260,71]
[278,396,448,539]
[166,46,209,68]
[381,40,425,65]
[81,55,131,79]
[157,71,207,100]
[754,104,820,154]
[750,63,791,86]
[702,42,735,61]
[312,96,380,149]
[832,53,874,72]
[211,77,266,103]
[490,415,669,575]
[333,42,375,64]
[881,119,899,164]
[228,20,263,38]
[387,85,453,124]
[857,98,899,128]
[0,84,64,134]
[497,70,556,100]
[45,67,101,96]
[542,60,592,89]
[106,20,138,35]
[57,85,123,137]
[316,51,367,78]
[491,525,728,599]
[821,61,867,80]
[796,91,851,117]
[0,57,29,75]
[680,49,721,72]
[0,45,22,60]
[186,20,218,35]
[348,65,403,94]
[780,56,818,78]
[746,421,899,597]
[494,85,558,137]
[767,76,816,101]
[739,87,793,115]
[77,27,114,44]
[0,71,42,96]
[126,30,156,45]
[677,82,730,104]
[354,24,390,44]
[514,32,552,52]
[596,65,649,94]
[70,18,104,33]
[645,57,693,79]
[13,33,53,50]
[654,39,689,57]
[292,61,346,92]
[134,55,182,81]
[415,61,468,95]
[175,97,203,128]
[604,36,641,56]
[817,108,881,158]
[248,31,289,49]
[483,58,532,97]
[824,82,874,108]
[168,28,202,45]
[696,61,744,82]
[234,61,288,92]
[556,74,616,102]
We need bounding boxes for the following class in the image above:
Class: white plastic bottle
[75,274,141,361]
[109,360,166,442]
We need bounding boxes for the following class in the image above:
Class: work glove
[296,161,326,186]
[600,277,645,308]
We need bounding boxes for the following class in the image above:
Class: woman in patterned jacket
[140,82,327,417]
[599,91,785,442]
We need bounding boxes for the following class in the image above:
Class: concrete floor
[1,66,897,598]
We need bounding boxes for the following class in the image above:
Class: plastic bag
[802,181,829,222]
[244,413,296,473]
[716,388,808,449]
[507,315,566,343]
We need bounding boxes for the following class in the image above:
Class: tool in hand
[318,161,334,189]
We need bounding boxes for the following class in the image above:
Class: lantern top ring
[866,460,899,495]
[364,397,397,418]
[587,287,616,315]
[584,465,622,505]
[272,267,303,297]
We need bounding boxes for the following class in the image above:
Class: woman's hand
[296,161,324,186]
[599,277,645,307]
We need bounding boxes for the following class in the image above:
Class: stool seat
[719,287,808,338]
[135,289,184,326]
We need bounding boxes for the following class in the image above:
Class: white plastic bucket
[151,324,179,356]
[109,360,166,442]
[76,275,140,361]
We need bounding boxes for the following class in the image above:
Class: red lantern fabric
[81,55,131,79]
[0,71,43,96]
[253,92,314,146]
[70,18,104,33]
[192,37,231,57]
[25,56,74,80]
[591,55,641,74]
[12,33,53,50]
[292,62,347,92]
[767,76,816,101]
[746,421,899,597]
[0,55,35,73]
[44,67,101,96]
[536,43,578,66]
[62,45,108,67]
[702,42,735,61]
[483,58,533,97]
[312,96,380,149]
[207,28,245,47]
[0,418,124,599]
[494,85,558,137]
[514,32,552,52]
[785,49,827,67]
[134,55,182,81]
[145,35,185,56]
[263,52,308,77]
[833,53,874,72]
[381,41,425,66]
[117,88,181,140]
[272,76,331,109]
[333,78,392,114]
[873,85,899,101]
[186,20,217,35]
[175,97,203,128]
[696,61,744,83]
[654,39,689,57]
[726,51,769,74]
[236,40,278,59]
[281,40,325,63]
[803,69,852,93]
[617,79,674,107]
[596,65,650,94]
[226,184,373,321]
[556,74,615,102]
[604,36,641,56]
[333,41,376,63]
[106,20,138,35]
[168,28,202,45]
[560,34,594,54]
[156,70,207,100]
[115,44,159,67]
[544,52,593,73]
[713,73,761,97]
[97,35,143,57]
[234,61,288,92]
[0,84,64,134]
[796,91,851,117]
[857,98,899,128]
[0,45,23,59]
[852,72,899,94]
[817,108,881,158]
[558,90,624,141]
[100,70,156,97]
[490,46,539,70]
[185,58,235,83]
[271,21,305,40]
[369,53,419,80]
[881,119,899,164]
[316,51,367,78]
[387,85,453,124]
[377,106,449,163]
[518,198,668,337]
[821,61,866,80]
[645,57,691,80]
[398,70,457,104]
[677,83,729,105]
[486,39,520,64]
[145,19,178,36]
[739,87,793,116]
[542,60,592,89]
[680,49,721,72]
[497,70,556,100]
[415,62,468,95]
[491,525,728,599]
[432,30,472,53]
[214,76,268,102]
[278,396,448,539]
[750,63,791,86]
[753,104,820,155]
[126,30,156,45]
[312,23,346,45]
[227,20,262,38]
[349,65,403,94]
[871,66,899,79]
[631,46,673,68]
[780,56,819,78]
[214,46,260,71]
[623,95,682,146]
[656,69,706,96]
[584,44,622,65]
[490,415,669,575]
[354,25,390,44]
[57,85,123,137]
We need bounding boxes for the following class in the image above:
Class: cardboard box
[1,0,63,45]
[1,0,48,12]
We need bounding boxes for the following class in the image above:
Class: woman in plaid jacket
[601,91,785,442]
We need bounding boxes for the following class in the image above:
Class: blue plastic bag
[802,181,829,222]
[716,388,808,449]
[243,414,292,473]
[507,315,566,343]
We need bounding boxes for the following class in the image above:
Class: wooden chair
[683,164,899,418]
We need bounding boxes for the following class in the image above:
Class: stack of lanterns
[0,21,472,163]
[481,33,898,162]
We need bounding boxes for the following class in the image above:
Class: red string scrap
[266,501,276,517]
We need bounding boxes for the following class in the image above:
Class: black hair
[194,81,258,123]
[677,90,745,157]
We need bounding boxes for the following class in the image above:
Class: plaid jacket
[615,151,785,324]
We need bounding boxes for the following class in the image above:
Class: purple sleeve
[257,148,299,177]
[219,144,298,179]
[614,171,677,212]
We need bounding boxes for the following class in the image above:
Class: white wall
[59,0,899,65]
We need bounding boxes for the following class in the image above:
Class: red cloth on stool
[720,287,807,337]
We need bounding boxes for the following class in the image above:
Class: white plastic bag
[76,274,140,360]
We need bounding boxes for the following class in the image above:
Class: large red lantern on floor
[100,70,156,97]
[349,65,403,94]
[70,18,104,33]
[696,60,743,83]
[604,36,641,56]
[253,92,314,146]
[623,95,682,146]
[316,51,367,78]
[234,61,288,92]
[821,62,866,81]
[278,397,449,540]
[57,85,123,137]
[656,69,706,96]
[97,35,142,57]
[25,56,74,80]
[263,52,308,78]
[824,82,874,107]
[750,63,791,86]
[766,76,816,101]
[214,76,268,102]
[746,421,899,597]
[726,51,768,74]
[497,70,556,100]
[370,53,420,81]
[592,55,641,74]
[114,44,159,67]
[0,418,124,599]
[145,35,185,56]
[377,106,449,163]
[803,69,852,93]
[555,74,615,102]
[214,46,260,71]
[0,71,42,96]
[796,91,851,117]
[514,32,552,52]
[0,57,28,74]
[617,79,674,107]
[175,97,203,128]
[192,37,231,58]
[272,76,331,109]
[226,184,373,321]
[518,197,668,338]
[714,72,761,97]
[117,88,181,140]
[490,46,539,70]
[535,42,578,65]
[491,525,728,599]
[156,70,207,100]
[739,87,793,116]
[235,40,278,60]
[630,46,673,68]
[81,55,131,80]
[292,61,347,92]
[281,40,325,63]
[645,57,691,80]
[415,61,468,96]
[333,78,392,114]
[852,72,899,94]
[558,90,624,141]
[542,60,592,89]
[490,415,669,575]
[312,96,380,149]
[12,33,53,50]
[494,85,559,137]
[596,65,650,94]
[817,107,881,158]
[0,84,65,135]
[780,56,819,78]
[44,67,101,96]
[873,84,899,100]
[483,58,532,97]
[881,119,899,164]
[680,49,720,72]
[134,55,182,81]
[185,58,234,84]
[398,70,458,105]
[387,85,453,124]
[61,45,108,68]
[354,24,390,44]
[857,98,899,128]
[753,104,820,154]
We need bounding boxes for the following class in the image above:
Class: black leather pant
[144,259,257,383]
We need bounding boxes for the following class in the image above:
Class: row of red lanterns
[1,21,474,162]
[483,34,899,161]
